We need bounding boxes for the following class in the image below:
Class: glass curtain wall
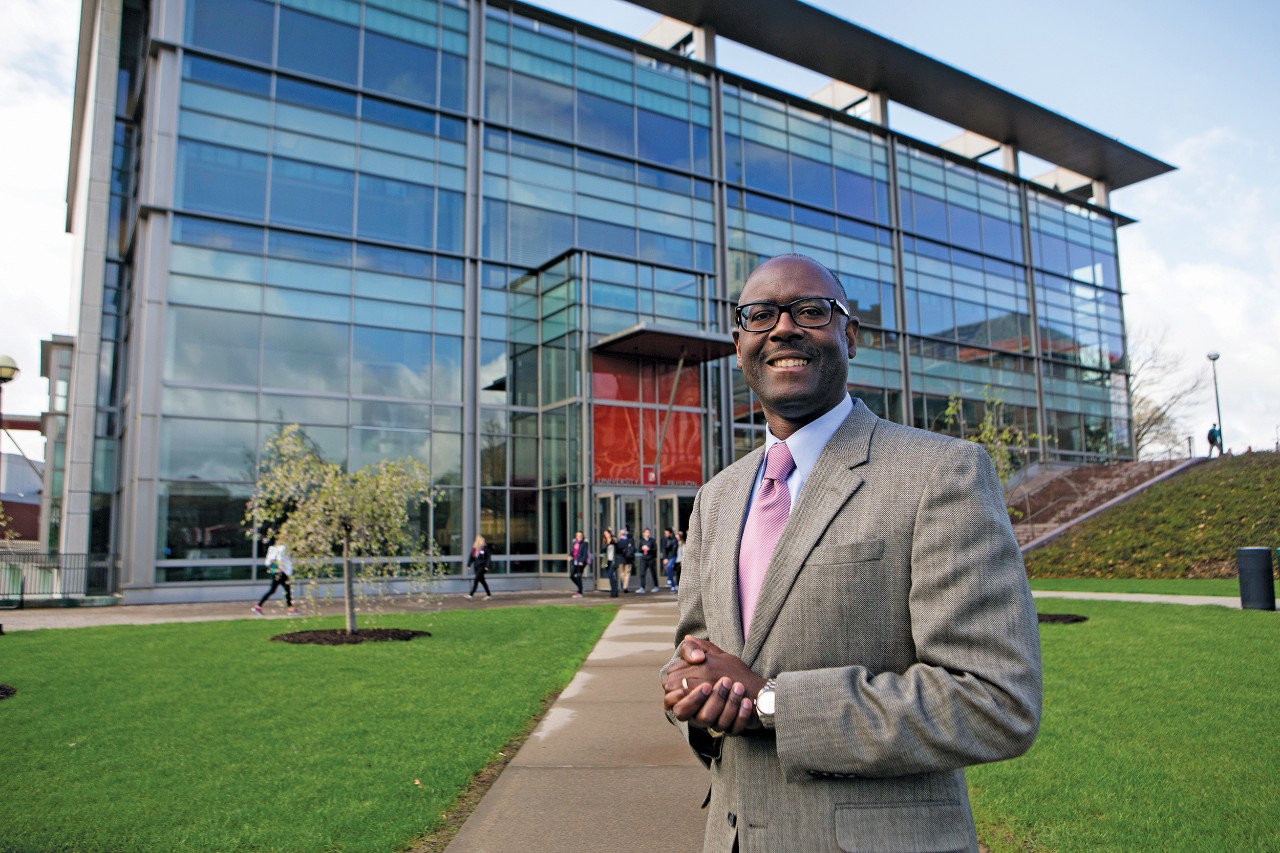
[127,0,1133,587]
[162,0,472,580]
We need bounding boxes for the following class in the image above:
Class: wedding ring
[681,677,690,690]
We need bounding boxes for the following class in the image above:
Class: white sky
[3,0,1277,460]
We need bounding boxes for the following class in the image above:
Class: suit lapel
[741,403,877,667]
[708,446,763,657]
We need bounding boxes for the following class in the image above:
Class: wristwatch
[755,678,778,729]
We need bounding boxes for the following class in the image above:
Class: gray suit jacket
[667,399,1042,853]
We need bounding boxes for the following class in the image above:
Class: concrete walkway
[1032,589,1247,608]
[445,597,706,853]
[4,587,1270,853]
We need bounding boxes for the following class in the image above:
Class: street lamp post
[1207,351,1223,453]
[0,355,18,481]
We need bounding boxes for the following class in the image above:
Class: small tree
[944,388,1043,519]
[244,424,439,634]
[0,501,16,547]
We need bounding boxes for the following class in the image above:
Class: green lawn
[0,607,613,853]
[970,599,1280,852]
[1028,576,1278,598]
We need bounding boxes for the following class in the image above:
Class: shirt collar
[761,394,853,502]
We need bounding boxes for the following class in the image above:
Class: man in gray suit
[662,254,1041,852]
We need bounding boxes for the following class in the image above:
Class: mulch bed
[0,684,16,700]
[1038,613,1088,624]
[271,628,431,645]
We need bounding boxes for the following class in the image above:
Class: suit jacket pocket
[835,800,969,852]
[807,539,885,566]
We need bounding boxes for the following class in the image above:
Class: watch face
[757,687,775,716]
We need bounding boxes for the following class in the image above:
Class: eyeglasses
[734,297,850,333]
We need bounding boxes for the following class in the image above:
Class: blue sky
[3,0,1276,458]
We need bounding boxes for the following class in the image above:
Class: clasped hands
[662,635,768,737]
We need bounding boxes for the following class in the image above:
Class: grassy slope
[1024,452,1280,579]
[0,607,613,853]
[971,598,1280,852]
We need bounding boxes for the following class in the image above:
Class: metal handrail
[0,553,117,608]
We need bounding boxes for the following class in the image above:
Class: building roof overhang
[628,0,1173,191]
[591,323,736,364]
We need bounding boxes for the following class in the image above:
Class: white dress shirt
[750,394,855,512]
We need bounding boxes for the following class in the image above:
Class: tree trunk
[343,536,357,634]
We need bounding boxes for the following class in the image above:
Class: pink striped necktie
[738,441,796,638]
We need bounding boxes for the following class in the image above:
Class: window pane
[160,418,258,482]
[949,206,982,252]
[357,175,433,247]
[510,73,573,139]
[433,334,463,402]
[637,109,691,170]
[364,31,438,105]
[185,0,273,63]
[432,431,462,485]
[270,159,354,234]
[792,155,834,209]
[262,316,350,392]
[834,169,875,222]
[440,52,467,112]
[350,428,430,471]
[158,480,253,560]
[278,8,358,85]
[437,189,464,253]
[165,306,260,386]
[579,218,635,258]
[176,141,267,220]
[578,92,634,157]
[743,140,789,197]
[508,204,572,268]
[353,326,432,398]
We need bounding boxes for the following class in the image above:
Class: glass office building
[61,0,1171,602]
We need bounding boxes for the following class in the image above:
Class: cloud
[1119,126,1280,453]
[0,0,78,457]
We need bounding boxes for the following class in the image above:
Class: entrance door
[593,492,646,591]
[656,493,696,539]
[619,496,644,542]
[594,494,614,590]
[593,490,698,590]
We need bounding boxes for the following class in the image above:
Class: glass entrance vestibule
[488,251,733,589]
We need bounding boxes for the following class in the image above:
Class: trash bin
[1237,547,1276,611]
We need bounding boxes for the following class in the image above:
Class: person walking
[252,541,297,615]
[1207,423,1223,458]
[616,528,636,593]
[635,527,659,593]
[662,527,679,592]
[465,535,492,599]
[602,528,619,598]
[569,530,591,598]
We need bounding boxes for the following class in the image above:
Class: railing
[0,553,117,608]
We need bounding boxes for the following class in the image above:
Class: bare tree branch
[1127,327,1208,458]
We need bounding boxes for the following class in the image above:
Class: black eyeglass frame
[734,297,851,332]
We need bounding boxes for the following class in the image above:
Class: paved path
[445,598,706,853]
[1032,589,1246,608]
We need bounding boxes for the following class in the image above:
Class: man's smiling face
[733,255,859,440]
